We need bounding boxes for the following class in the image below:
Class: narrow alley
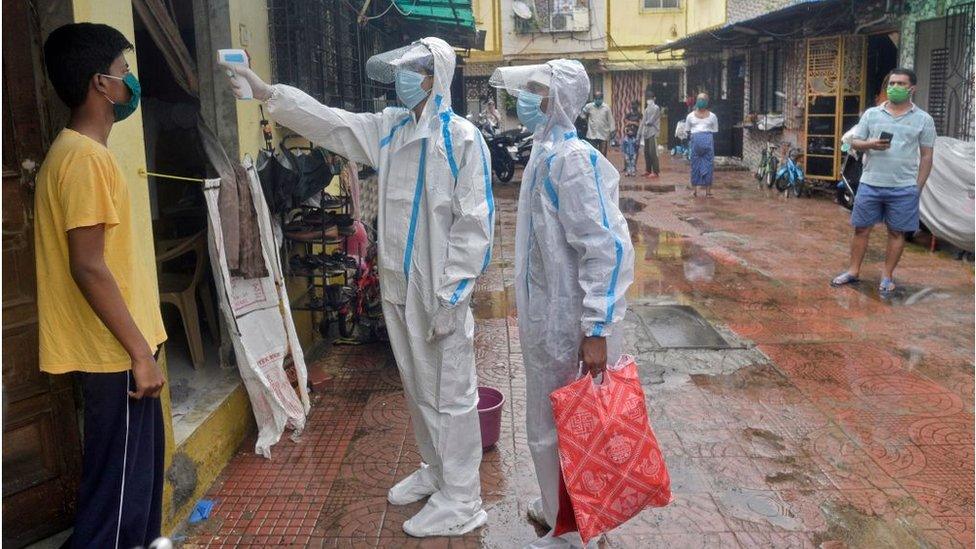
[183,154,973,548]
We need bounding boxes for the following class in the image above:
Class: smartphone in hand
[879,131,894,143]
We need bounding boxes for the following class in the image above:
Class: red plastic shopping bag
[550,355,672,543]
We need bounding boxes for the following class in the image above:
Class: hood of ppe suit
[418,37,456,116]
[538,59,590,147]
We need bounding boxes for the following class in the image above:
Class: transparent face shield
[489,64,552,98]
[365,42,435,83]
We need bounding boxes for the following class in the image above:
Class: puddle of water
[849,283,949,307]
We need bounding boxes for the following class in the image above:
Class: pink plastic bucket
[477,386,505,450]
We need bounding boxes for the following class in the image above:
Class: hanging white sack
[201,156,310,458]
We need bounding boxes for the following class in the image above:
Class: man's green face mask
[886,85,911,104]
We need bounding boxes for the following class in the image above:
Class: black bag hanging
[291,147,336,206]
[256,147,299,214]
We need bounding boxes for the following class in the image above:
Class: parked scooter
[499,126,533,167]
[470,112,516,183]
[835,142,862,210]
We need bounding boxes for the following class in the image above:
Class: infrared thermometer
[217,49,252,100]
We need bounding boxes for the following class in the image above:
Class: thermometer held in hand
[217,49,252,100]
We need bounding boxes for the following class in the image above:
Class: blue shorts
[851,183,920,232]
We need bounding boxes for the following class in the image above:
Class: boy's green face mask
[886,85,911,104]
[100,72,142,121]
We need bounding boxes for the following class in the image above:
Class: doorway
[866,33,899,106]
[132,3,239,445]
[649,69,682,148]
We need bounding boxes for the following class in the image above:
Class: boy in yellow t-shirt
[35,23,167,548]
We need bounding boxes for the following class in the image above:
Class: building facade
[655,0,974,186]
[466,0,702,139]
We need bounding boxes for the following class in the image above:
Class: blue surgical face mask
[100,72,141,121]
[395,69,430,110]
[517,91,549,132]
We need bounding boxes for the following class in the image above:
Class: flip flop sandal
[879,278,896,293]
[830,272,860,287]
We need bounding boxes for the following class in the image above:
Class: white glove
[426,305,458,343]
[218,62,273,101]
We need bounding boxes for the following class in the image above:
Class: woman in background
[686,92,718,197]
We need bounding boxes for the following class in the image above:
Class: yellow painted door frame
[804,35,866,181]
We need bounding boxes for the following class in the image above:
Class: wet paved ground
[183,152,974,548]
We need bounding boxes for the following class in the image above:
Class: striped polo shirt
[852,102,937,188]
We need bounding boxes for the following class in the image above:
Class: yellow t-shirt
[34,129,167,374]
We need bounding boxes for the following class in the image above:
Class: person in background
[36,23,168,548]
[639,92,662,178]
[686,92,718,197]
[830,68,935,294]
[581,91,615,155]
[621,125,640,177]
[624,100,642,135]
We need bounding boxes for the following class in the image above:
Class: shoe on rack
[320,193,348,210]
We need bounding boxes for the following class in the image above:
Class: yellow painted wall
[229,0,276,159]
[685,0,727,35]
[607,0,686,63]
[470,0,503,62]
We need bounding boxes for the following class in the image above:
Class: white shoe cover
[527,497,549,528]
[402,491,487,537]
[388,463,439,505]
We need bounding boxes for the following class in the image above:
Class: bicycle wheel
[775,174,790,192]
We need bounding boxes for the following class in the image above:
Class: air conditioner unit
[546,8,590,32]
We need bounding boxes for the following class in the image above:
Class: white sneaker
[527,497,549,528]
[387,463,439,505]
[402,492,488,537]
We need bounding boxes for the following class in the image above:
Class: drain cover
[637,305,729,349]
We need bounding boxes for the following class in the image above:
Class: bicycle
[774,145,807,197]
[755,142,779,188]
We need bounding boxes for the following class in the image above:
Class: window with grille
[749,48,785,114]
[644,0,680,9]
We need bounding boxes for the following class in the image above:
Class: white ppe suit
[265,38,494,534]
[494,60,635,547]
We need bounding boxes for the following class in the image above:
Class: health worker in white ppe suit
[221,38,494,537]
[490,61,634,548]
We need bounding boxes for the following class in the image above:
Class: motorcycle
[835,143,862,210]
[469,112,516,183]
[498,126,533,167]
